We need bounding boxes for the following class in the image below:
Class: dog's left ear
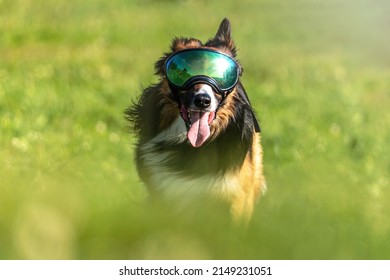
[206,18,237,57]
[215,18,232,44]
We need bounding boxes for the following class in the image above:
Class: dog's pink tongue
[188,111,211,148]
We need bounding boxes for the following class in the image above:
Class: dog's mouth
[180,105,216,148]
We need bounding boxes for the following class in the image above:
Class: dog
[126,18,266,223]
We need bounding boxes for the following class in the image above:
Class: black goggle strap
[237,84,261,133]
[251,110,261,133]
[170,86,182,109]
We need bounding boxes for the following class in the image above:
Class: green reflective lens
[165,49,239,91]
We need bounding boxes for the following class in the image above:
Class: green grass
[1,0,390,259]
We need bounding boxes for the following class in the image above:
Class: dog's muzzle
[178,85,218,148]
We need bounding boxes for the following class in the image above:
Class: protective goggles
[164,49,240,93]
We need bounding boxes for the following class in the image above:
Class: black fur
[125,82,174,142]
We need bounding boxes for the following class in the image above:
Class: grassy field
[1,0,390,259]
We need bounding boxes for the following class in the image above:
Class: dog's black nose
[194,94,211,109]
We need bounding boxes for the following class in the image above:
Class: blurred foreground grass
[1,0,390,259]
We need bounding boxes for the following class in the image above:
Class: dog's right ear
[154,52,169,77]
[170,37,202,52]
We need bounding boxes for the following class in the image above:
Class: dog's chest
[138,117,240,198]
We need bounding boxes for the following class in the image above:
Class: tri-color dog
[126,18,266,222]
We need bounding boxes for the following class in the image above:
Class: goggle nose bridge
[181,75,232,95]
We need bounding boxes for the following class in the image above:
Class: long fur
[125,19,266,222]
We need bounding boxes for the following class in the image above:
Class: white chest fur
[139,117,240,201]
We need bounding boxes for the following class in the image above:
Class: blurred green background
[1,0,390,259]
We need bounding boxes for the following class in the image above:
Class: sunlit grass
[0,0,389,259]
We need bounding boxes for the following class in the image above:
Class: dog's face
[155,19,242,148]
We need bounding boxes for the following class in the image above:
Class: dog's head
[155,19,244,148]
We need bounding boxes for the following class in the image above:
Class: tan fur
[232,132,265,223]
[210,88,238,139]
[158,81,179,130]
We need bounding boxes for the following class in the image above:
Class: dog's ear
[154,52,169,77]
[215,18,232,44]
[171,37,202,52]
[206,18,237,57]
[154,37,203,76]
